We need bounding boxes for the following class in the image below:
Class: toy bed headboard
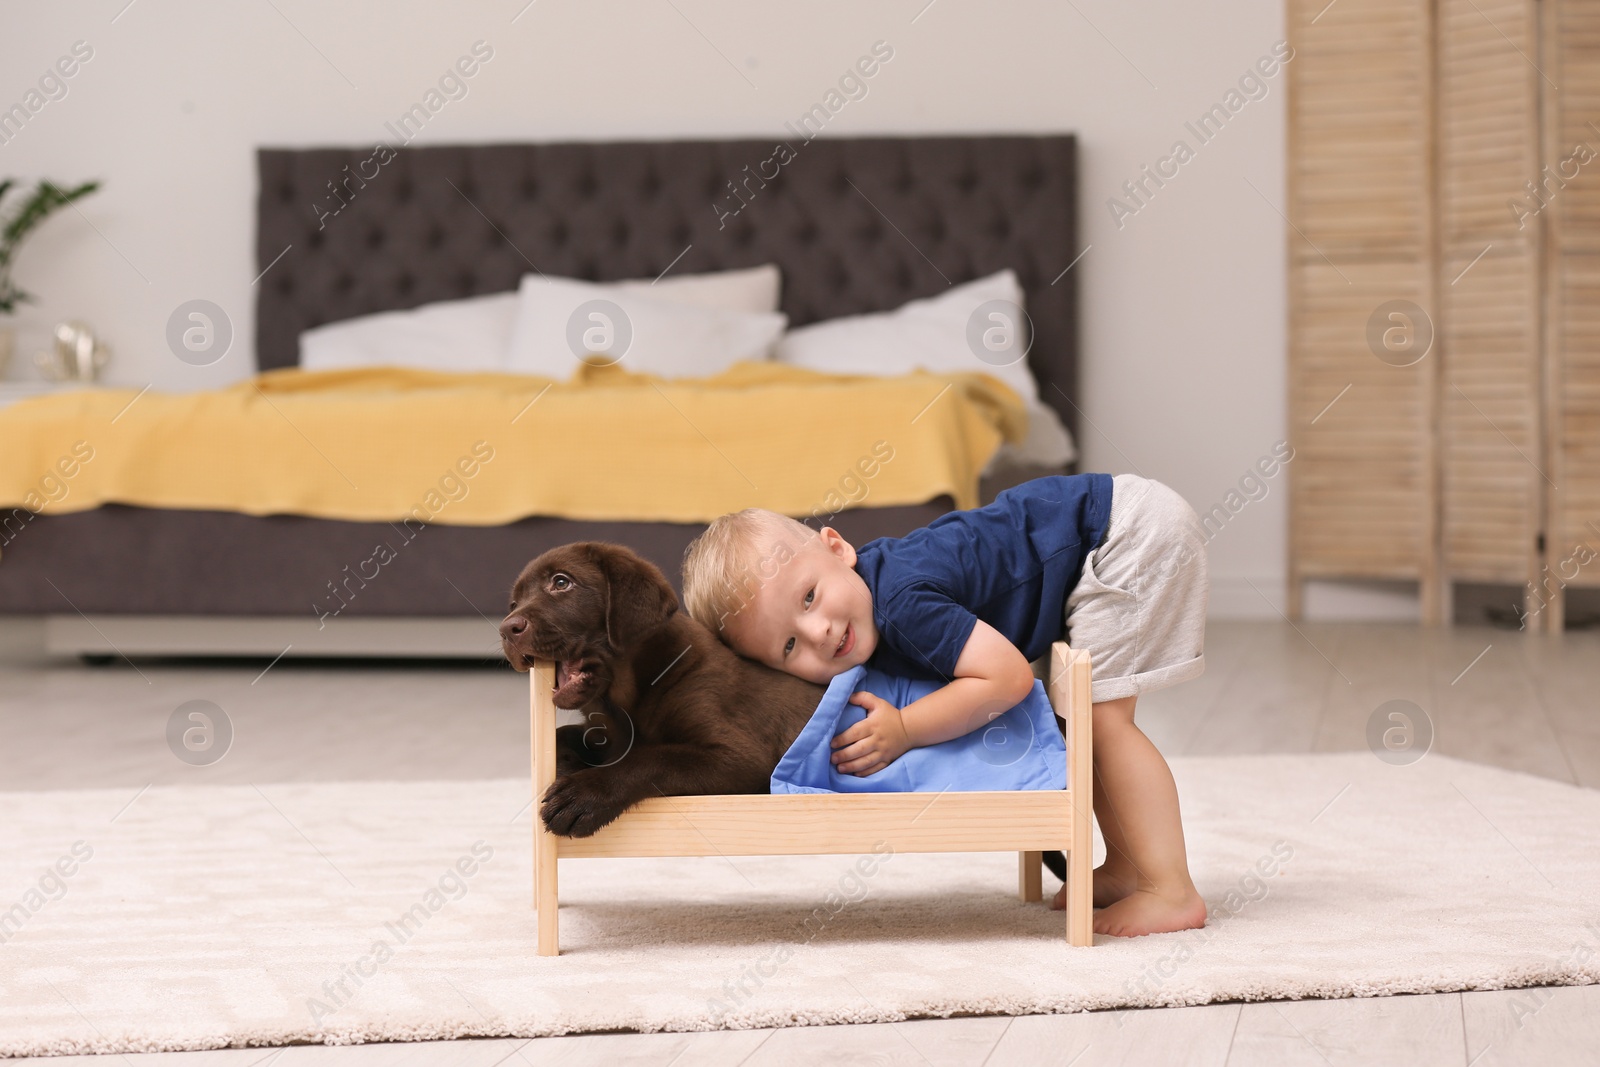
[255,135,1079,436]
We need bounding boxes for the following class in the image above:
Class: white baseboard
[1207,575,1287,619]
[1302,579,1422,622]
[41,615,503,658]
[0,616,45,659]
[1207,576,1423,621]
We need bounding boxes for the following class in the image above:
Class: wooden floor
[3,619,1597,1066]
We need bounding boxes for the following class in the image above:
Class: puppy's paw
[540,769,625,838]
[553,725,594,776]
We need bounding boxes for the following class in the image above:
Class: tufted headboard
[256,136,1079,436]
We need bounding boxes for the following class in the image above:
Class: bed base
[529,642,1095,954]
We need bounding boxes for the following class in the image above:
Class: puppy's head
[499,542,678,707]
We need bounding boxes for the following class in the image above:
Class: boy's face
[724,526,878,684]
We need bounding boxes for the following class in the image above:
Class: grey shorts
[1063,474,1209,703]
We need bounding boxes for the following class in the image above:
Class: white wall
[2,0,1309,619]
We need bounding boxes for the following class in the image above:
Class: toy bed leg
[531,661,560,956]
[1018,851,1043,901]
[1050,642,1095,947]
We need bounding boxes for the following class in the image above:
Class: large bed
[0,135,1079,656]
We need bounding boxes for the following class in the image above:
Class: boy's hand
[831,691,911,777]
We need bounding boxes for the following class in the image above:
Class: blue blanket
[770,665,1067,794]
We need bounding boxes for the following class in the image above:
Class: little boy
[681,473,1210,938]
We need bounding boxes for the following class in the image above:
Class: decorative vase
[35,320,110,382]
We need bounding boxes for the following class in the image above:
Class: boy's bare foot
[1048,865,1139,911]
[1092,864,1138,908]
[1092,886,1208,938]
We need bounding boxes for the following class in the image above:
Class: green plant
[0,178,100,315]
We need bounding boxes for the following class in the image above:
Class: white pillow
[616,263,780,313]
[297,264,783,372]
[773,270,1039,402]
[996,399,1077,469]
[773,269,1075,467]
[299,291,518,372]
[505,274,787,380]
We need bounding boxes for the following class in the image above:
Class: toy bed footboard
[529,642,1094,954]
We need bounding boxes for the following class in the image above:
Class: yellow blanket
[0,361,1027,526]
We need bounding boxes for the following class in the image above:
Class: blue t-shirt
[854,473,1113,680]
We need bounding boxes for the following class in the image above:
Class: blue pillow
[770,665,1067,794]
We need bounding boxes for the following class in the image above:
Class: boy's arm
[898,620,1038,747]
[831,620,1037,775]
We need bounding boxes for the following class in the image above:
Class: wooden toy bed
[529,642,1095,954]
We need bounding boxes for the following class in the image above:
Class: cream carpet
[3,752,1598,1057]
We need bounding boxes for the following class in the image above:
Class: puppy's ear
[590,543,678,650]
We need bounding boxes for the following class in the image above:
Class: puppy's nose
[499,615,528,641]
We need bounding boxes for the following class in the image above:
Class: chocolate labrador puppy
[499,542,825,838]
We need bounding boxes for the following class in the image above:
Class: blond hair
[682,508,818,640]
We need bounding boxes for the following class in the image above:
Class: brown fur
[500,542,825,838]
